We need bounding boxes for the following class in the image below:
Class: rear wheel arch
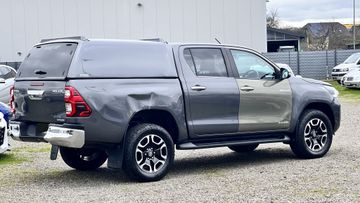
[126,109,179,143]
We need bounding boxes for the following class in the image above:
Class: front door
[180,47,240,138]
[228,49,292,132]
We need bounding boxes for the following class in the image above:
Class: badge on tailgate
[27,89,44,100]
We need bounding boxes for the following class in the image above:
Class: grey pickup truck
[9,37,340,182]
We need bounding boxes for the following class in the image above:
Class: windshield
[17,43,77,79]
[344,53,360,64]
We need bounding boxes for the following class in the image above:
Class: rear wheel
[228,144,259,153]
[60,147,108,170]
[123,123,174,182]
[290,110,333,159]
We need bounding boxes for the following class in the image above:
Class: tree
[267,9,279,28]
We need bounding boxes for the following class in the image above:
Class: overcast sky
[266,0,359,27]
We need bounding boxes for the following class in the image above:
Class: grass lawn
[327,81,360,102]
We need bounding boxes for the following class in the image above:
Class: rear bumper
[9,122,85,148]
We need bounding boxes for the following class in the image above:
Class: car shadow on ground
[24,148,296,185]
[170,148,296,177]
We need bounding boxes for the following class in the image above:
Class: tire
[60,147,108,171]
[123,123,174,182]
[228,144,259,153]
[290,110,333,159]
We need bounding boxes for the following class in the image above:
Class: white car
[0,65,17,104]
[276,63,303,78]
[332,53,360,83]
[0,112,8,154]
[341,68,360,88]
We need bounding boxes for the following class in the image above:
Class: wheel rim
[304,118,328,152]
[135,134,168,173]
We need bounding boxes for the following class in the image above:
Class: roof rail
[40,36,88,43]
[141,38,168,44]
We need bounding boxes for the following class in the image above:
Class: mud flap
[50,145,59,160]
[107,144,124,169]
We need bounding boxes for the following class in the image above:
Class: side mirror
[280,68,290,80]
[0,78,5,84]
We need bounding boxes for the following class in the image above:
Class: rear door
[227,48,292,132]
[179,46,240,138]
[13,42,78,123]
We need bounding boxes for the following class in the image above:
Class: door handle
[191,85,207,91]
[240,86,254,92]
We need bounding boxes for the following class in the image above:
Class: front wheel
[123,123,174,182]
[290,110,333,159]
[60,147,108,171]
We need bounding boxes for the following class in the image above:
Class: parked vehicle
[0,112,8,154]
[0,65,17,104]
[9,37,341,181]
[341,68,360,88]
[332,53,360,83]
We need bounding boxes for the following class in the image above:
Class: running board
[177,136,291,150]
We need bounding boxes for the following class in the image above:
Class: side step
[177,136,291,150]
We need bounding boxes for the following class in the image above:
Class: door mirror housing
[280,68,290,80]
[0,78,5,84]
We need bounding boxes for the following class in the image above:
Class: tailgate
[12,42,78,124]
[13,81,66,123]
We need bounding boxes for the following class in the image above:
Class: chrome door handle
[191,85,207,91]
[240,86,254,92]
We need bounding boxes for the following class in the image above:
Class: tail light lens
[10,85,15,113]
[64,86,91,117]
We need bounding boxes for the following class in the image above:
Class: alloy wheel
[304,118,328,152]
[135,134,168,173]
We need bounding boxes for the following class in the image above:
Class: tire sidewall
[60,147,108,170]
[296,110,333,157]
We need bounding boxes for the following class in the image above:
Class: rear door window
[17,43,77,79]
[183,48,228,77]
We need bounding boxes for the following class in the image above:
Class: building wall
[0,0,267,62]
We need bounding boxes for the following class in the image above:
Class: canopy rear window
[17,43,77,79]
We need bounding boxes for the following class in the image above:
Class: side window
[9,69,17,78]
[183,49,196,74]
[183,48,228,77]
[230,50,275,80]
[0,67,11,79]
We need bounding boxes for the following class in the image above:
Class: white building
[0,0,267,63]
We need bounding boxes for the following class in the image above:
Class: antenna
[214,38,221,44]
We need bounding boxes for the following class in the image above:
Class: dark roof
[267,27,305,38]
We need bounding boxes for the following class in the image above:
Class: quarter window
[184,48,228,77]
[230,50,275,80]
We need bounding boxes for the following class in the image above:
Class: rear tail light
[64,86,91,117]
[10,86,15,113]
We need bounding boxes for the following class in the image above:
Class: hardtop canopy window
[72,41,177,78]
[17,43,77,79]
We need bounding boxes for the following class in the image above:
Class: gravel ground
[0,101,359,202]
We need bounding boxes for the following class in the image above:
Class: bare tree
[267,9,279,28]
